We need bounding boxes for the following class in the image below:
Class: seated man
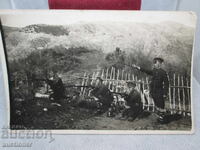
[122,81,143,120]
[46,73,65,103]
[91,77,113,113]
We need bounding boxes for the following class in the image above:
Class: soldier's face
[154,61,161,69]
[96,79,102,86]
[53,74,59,80]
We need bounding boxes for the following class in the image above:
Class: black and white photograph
[0,10,197,132]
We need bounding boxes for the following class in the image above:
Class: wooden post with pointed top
[80,72,87,96]
[182,76,186,116]
[177,75,181,114]
[83,74,89,97]
[113,67,116,92]
[116,69,120,93]
[109,67,113,90]
[167,75,172,114]
[142,79,145,110]
[105,68,109,86]
[172,74,176,114]
[122,69,124,81]
[90,72,95,86]
[186,78,191,114]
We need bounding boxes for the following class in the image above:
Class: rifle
[111,92,128,97]
[64,85,95,89]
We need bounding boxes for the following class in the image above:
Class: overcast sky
[0,10,197,28]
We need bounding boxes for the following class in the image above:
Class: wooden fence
[79,67,191,117]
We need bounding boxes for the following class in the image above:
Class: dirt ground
[75,112,191,130]
[12,98,192,131]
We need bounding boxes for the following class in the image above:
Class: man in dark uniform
[125,82,142,109]
[132,57,169,113]
[46,73,65,103]
[122,82,143,120]
[91,77,113,113]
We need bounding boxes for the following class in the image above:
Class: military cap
[153,57,164,63]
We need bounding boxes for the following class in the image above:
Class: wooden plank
[182,76,186,116]
[132,75,135,81]
[112,67,115,92]
[105,68,109,85]
[90,72,95,86]
[186,78,191,112]
[83,75,89,97]
[147,77,155,111]
[101,69,104,79]
[128,73,131,81]
[126,73,128,81]
[109,67,113,90]
[142,79,146,110]
[177,75,181,113]
[172,74,176,114]
[146,77,154,111]
[135,76,138,90]
[122,69,124,80]
[80,72,86,96]
[89,72,96,96]
[95,71,99,85]
[167,75,172,114]
[143,78,150,111]
[116,69,120,92]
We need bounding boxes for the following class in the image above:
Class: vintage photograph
[0,11,196,132]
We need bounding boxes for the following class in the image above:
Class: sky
[0,10,197,28]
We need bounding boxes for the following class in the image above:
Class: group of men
[45,57,169,121]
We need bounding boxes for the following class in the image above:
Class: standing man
[132,57,169,114]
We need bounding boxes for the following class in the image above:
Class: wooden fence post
[101,69,104,81]
[80,72,86,96]
[181,76,186,116]
[116,69,120,92]
[141,79,145,110]
[88,72,95,97]
[108,67,113,90]
[178,75,181,114]
[167,75,172,114]
[172,74,176,114]
[111,67,115,92]
[91,72,95,86]
[132,75,135,81]
[122,69,124,80]
[186,78,191,113]
[83,74,89,97]
[105,68,109,85]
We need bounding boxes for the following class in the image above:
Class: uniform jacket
[139,67,169,96]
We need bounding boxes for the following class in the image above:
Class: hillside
[3,21,195,75]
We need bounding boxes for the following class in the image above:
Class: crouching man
[122,81,143,121]
[46,73,65,104]
[91,77,113,114]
